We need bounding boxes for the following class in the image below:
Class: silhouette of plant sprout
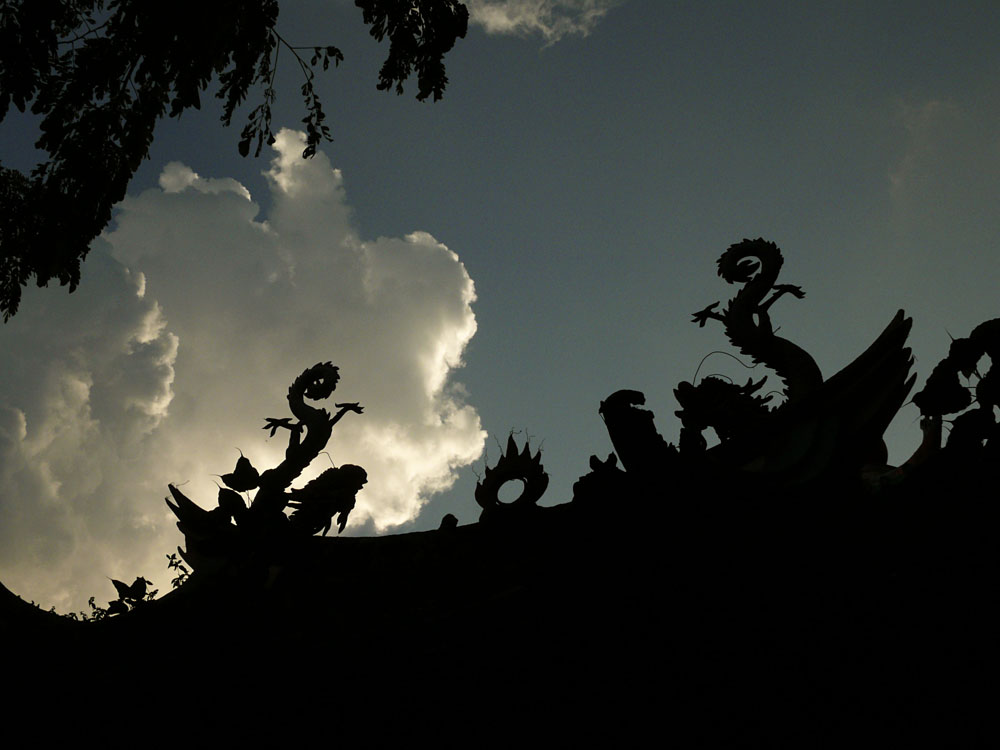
[64,596,109,622]
[62,577,156,621]
[166,553,190,589]
[61,555,190,620]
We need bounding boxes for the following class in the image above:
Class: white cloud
[0,129,485,611]
[467,0,620,43]
[0,251,179,611]
[158,161,251,201]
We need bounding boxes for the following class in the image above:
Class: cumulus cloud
[0,129,485,610]
[0,251,178,611]
[158,161,251,200]
[467,0,620,43]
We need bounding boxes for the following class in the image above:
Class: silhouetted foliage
[357,0,469,101]
[62,596,108,621]
[63,576,155,620]
[106,575,155,615]
[221,450,260,492]
[166,553,190,589]
[914,317,1000,449]
[0,0,468,320]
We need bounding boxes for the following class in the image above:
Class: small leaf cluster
[64,596,109,622]
[298,46,343,158]
[105,576,157,616]
[356,0,469,101]
[236,38,343,159]
[0,0,284,320]
[166,552,190,589]
[63,576,156,621]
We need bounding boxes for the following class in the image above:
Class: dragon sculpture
[166,361,367,571]
[690,238,823,403]
[672,238,831,459]
[594,238,917,486]
[3,239,997,746]
[673,376,773,454]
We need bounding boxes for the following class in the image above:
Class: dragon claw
[691,301,721,327]
[774,283,805,299]
[262,417,300,438]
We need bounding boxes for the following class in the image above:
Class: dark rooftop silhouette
[2,239,997,743]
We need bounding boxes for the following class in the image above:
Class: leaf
[126,577,148,600]
[217,487,247,516]
[221,452,259,491]
[111,578,131,599]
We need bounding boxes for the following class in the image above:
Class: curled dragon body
[679,239,824,450]
[692,238,823,404]
[167,362,366,571]
[252,361,362,517]
[673,239,917,483]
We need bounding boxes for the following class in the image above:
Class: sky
[1,0,999,612]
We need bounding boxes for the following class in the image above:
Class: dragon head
[301,361,341,401]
